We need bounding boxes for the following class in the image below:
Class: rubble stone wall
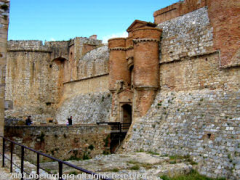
[4,125,111,161]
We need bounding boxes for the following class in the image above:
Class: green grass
[147,151,160,155]
[110,168,119,172]
[168,155,198,165]
[160,170,226,180]
[69,171,78,175]
[130,165,140,170]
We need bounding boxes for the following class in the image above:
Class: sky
[8,0,178,43]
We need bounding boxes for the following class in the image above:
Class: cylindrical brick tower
[108,38,130,91]
[132,27,162,117]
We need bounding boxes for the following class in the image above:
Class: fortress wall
[62,75,109,99]
[78,46,109,80]
[158,7,214,64]
[55,75,111,124]
[0,0,9,136]
[123,88,240,179]
[8,40,50,51]
[121,6,240,179]
[5,44,61,122]
[155,0,240,68]
[54,46,110,124]
[64,37,102,82]
[5,39,106,123]
[5,125,111,161]
[45,41,69,61]
[154,0,207,24]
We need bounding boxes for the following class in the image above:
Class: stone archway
[121,104,132,125]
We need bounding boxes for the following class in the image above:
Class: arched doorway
[110,104,132,153]
[122,104,132,124]
[121,104,132,130]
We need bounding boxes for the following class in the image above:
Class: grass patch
[110,168,119,172]
[69,171,78,175]
[147,151,160,155]
[130,165,140,170]
[160,170,226,180]
[168,155,197,165]
[127,161,152,170]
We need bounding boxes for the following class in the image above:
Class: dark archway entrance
[122,104,132,123]
[110,104,132,153]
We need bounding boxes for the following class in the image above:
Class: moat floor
[0,166,14,180]
[1,152,193,180]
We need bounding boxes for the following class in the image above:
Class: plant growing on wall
[1,4,8,11]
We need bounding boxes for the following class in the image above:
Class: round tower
[108,38,130,91]
[132,27,162,116]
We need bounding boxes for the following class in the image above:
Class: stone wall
[120,5,240,180]
[154,0,207,24]
[5,38,106,123]
[5,41,58,123]
[64,37,102,82]
[158,7,214,64]
[0,0,9,136]
[54,45,110,124]
[78,46,109,79]
[4,125,111,161]
[122,89,240,179]
[62,75,109,100]
[55,91,111,124]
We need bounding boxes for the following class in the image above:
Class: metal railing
[0,135,112,180]
[96,122,131,133]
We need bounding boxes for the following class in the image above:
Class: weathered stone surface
[158,7,214,63]
[5,37,106,124]
[78,45,109,79]
[0,0,9,136]
[122,89,240,179]
[55,92,111,124]
[4,125,111,161]
[40,152,192,179]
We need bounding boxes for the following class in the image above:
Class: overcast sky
[8,0,178,43]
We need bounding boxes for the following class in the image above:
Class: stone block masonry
[55,92,111,124]
[4,125,111,162]
[117,1,240,179]
[122,89,240,179]
[158,7,214,64]
[5,38,106,123]
[0,0,9,136]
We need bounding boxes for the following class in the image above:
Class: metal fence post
[59,161,63,180]
[37,153,40,180]
[21,146,24,180]
[2,138,5,167]
[10,142,13,172]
